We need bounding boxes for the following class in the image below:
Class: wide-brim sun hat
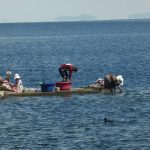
[14,73,20,79]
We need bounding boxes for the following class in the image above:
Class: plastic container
[55,82,72,90]
[40,83,55,92]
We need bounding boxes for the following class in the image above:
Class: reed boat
[0,87,108,97]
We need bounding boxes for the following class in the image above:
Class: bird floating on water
[104,117,113,123]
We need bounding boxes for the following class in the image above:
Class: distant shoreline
[0,18,150,24]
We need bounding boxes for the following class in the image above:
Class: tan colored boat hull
[2,87,108,97]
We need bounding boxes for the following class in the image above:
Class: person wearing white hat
[13,73,23,92]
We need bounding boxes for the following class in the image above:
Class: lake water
[0,20,150,149]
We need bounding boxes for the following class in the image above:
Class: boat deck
[0,87,107,97]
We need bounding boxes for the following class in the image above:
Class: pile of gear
[89,73,124,93]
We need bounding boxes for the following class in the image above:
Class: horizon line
[0,18,150,24]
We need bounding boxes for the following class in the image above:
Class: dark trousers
[104,77,117,92]
[59,68,69,81]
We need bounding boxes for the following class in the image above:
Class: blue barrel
[40,83,55,92]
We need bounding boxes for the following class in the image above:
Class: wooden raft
[1,87,107,97]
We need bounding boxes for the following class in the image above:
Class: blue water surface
[0,20,150,149]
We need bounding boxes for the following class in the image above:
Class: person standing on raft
[59,64,78,82]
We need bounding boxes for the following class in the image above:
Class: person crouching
[59,64,78,82]
[104,73,124,93]
[0,76,13,91]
